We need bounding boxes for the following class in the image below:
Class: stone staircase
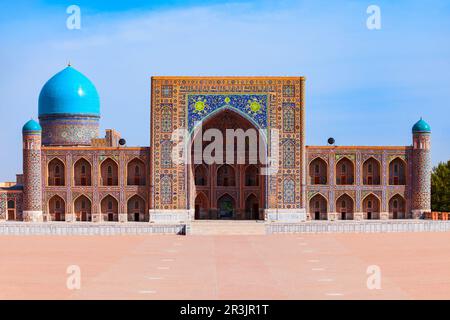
[189,220,266,235]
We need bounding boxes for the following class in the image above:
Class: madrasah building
[0,65,432,223]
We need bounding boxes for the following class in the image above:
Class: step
[189,221,266,235]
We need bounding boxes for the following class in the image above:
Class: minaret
[411,118,431,219]
[22,119,43,222]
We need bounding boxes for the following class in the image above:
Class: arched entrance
[217,194,236,219]
[389,194,406,219]
[336,194,354,220]
[127,195,146,222]
[309,194,327,220]
[245,194,259,220]
[195,193,209,219]
[362,194,380,220]
[74,195,92,221]
[189,109,266,220]
[48,195,65,221]
[101,195,118,222]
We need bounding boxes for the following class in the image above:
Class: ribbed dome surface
[412,118,431,133]
[38,66,100,117]
[22,119,42,132]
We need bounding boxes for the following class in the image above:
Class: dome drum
[40,115,99,146]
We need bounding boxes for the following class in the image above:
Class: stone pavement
[1,233,449,299]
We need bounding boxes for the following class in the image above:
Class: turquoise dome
[22,119,42,132]
[412,118,431,133]
[38,66,100,117]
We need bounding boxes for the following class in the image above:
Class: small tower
[411,118,431,218]
[22,119,43,222]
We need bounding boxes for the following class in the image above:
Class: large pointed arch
[188,108,267,220]
[190,106,267,142]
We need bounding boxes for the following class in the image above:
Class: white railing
[266,220,450,234]
[0,222,186,236]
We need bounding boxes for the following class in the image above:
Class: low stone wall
[0,222,186,236]
[267,220,450,234]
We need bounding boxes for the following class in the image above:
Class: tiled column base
[412,209,427,219]
[380,212,389,220]
[92,214,103,223]
[149,209,193,223]
[328,213,339,221]
[354,212,364,221]
[119,213,128,223]
[265,209,307,222]
[23,211,43,222]
[65,213,75,222]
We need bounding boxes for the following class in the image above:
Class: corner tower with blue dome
[38,65,100,145]
[411,118,432,218]
[22,119,43,222]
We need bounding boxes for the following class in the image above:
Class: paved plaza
[1,232,450,299]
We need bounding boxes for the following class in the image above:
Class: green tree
[431,160,450,212]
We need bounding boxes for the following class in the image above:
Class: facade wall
[40,115,99,146]
[150,77,305,214]
[40,147,150,222]
[305,146,414,220]
[23,131,43,221]
[412,132,432,214]
[0,75,431,224]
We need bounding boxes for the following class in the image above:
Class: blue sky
[0,0,449,181]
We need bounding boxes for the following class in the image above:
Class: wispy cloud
[0,0,449,180]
